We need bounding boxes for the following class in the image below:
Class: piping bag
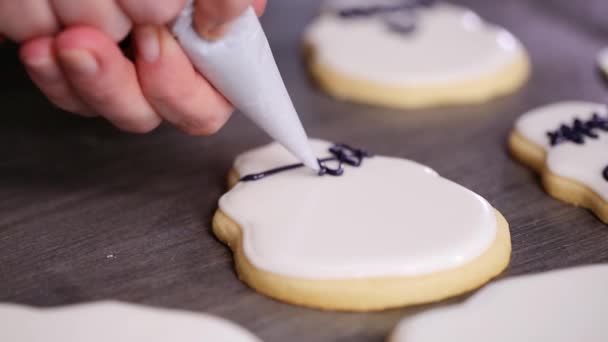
[172,1,319,171]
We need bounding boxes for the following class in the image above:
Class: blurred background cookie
[303,0,530,108]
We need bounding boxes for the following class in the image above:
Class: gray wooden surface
[1,0,608,341]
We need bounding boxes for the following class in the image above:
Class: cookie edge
[302,36,531,109]
[508,130,608,223]
[212,169,511,311]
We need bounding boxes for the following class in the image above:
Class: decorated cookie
[0,302,261,342]
[509,101,608,223]
[303,0,530,108]
[213,139,511,311]
[389,264,608,342]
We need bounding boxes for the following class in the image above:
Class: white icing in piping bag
[172,2,319,171]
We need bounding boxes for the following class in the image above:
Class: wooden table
[1,0,608,340]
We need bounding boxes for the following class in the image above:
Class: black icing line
[603,165,608,182]
[547,113,608,146]
[240,143,372,182]
[337,0,436,35]
[338,0,434,18]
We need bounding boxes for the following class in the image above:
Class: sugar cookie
[303,0,530,108]
[213,139,511,311]
[389,264,608,342]
[508,101,608,223]
[0,301,261,341]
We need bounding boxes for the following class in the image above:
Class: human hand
[0,0,267,134]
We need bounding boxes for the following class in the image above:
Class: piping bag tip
[302,154,321,173]
[172,1,319,174]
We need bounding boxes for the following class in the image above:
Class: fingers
[117,0,187,25]
[51,0,132,42]
[19,36,92,115]
[0,0,59,42]
[55,26,161,133]
[252,0,268,16]
[133,26,233,136]
[0,0,266,43]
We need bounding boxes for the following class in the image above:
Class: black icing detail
[337,0,436,35]
[604,165,608,182]
[240,143,372,182]
[546,113,608,146]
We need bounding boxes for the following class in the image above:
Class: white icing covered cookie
[509,101,608,223]
[213,139,511,311]
[304,0,530,108]
[0,301,261,342]
[389,264,608,342]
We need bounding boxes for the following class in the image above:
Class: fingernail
[59,49,98,76]
[23,55,61,81]
[201,24,229,40]
[135,26,160,63]
[194,19,228,41]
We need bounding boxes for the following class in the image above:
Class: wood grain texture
[1,0,608,341]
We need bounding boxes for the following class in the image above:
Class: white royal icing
[390,264,608,342]
[0,301,261,342]
[219,139,498,279]
[515,101,608,201]
[305,1,525,85]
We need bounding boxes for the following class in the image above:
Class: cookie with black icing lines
[509,101,608,223]
[213,139,511,311]
[303,0,530,108]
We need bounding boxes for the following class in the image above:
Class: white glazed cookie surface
[219,139,498,279]
[305,1,525,86]
[0,302,261,342]
[390,264,608,342]
[514,101,608,201]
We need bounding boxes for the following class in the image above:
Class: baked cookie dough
[509,101,608,223]
[303,0,530,108]
[213,139,511,311]
[389,264,608,342]
[0,302,261,341]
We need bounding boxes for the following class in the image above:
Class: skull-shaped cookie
[213,139,511,311]
[509,101,608,223]
[304,0,530,108]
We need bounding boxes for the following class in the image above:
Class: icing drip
[603,165,608,182]
[337,0,436,35]
[240,143,372,182]
[547,113,608,146]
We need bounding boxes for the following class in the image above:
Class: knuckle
[0,2,58,42]
[119,0,185,24]
[50,98,87,115]
[89,86,123,106]
[179,112,228,136]
[48,96,80,113]
[122,117,161,134]
[3,23,57,43]
[145,80,196,106]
